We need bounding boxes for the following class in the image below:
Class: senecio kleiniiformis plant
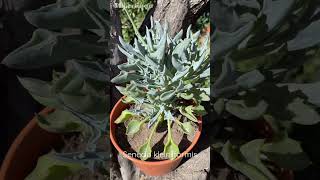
[111,16,210,160]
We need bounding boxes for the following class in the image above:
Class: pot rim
[110,97,203,165]
[0,108,57,179]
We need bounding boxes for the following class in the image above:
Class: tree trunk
[153,0,209,36]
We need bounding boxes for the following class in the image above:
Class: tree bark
[152,0,209,36]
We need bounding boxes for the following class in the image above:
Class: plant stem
[173,115,182,125]
[147,113,162,143]
[140,118,149,125]
[119,0,148,47]
[167,118,172,139]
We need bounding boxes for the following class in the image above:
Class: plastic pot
[110,97,202,176]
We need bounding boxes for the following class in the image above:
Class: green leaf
[138,142,152,161]
[2,29,106,69]
[240,139,277,180]
[179,122,194,135]
[236,70,265,89]
[192,105,207,116]
[26,153,84,180]
[213,23,254,58]
[122,96,135,104]
[114,110,134,124]
[18,77,60,108]
[163,139,180,160]
[262,137,311,170]
[179,92,194,100]
[36,110,82,133]
[281,82,320,107]
[288,20,320,51]
[24,0,105,29]
[226,100,268,120]
[159,90,175,101]
[126,119,143,135]
[221,141,269,180]
[59,93,107,114]
[287,98,320,125]
[111,71,142,84]
[179,106,198,122]
[214,98,225,115]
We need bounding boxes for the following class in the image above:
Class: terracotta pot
[0,108,61,180]
[110,97,203,176]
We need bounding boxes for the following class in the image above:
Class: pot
[0,108,61,180]
[110,97,203,176]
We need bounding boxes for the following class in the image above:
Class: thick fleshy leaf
[287,98,320,125]
[114,110,134,124]
[26,153,84,180]
[179,106,198,122]
[221,141,269,180]
[280,82,320,107]
[214,98,225,115]
[36,110,82,133]
[240,139,277,180]
[178,92,194,100]
[111,71,142,84]
[179,122,194,135]
[60,93,107,114]
[2,29,106,69]
[138,142,152,161]
[18,77,60,108]
[163,139,180,160]
[262,137,311,170]
[236,70,265,89]
[226,100,268,120]
[126,119,143,135]
[262,0,295,31]
[192,105,207,116]
[288,20,320,51]
[24,0,104,29]
[159,90,175,101]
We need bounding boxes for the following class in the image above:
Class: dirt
[115,116,199,161]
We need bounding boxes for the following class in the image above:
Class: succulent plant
[111,4,210,160]
[211,0,320,179]
[2,0,112,179]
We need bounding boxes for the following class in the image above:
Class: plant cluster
[2,0,112,179]
[112,11,210,160]
[212,0,320,179]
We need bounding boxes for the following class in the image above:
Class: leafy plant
[118,0,154,42]
[2,0,112,179]
[212,0,320,179]
[112,4,210,160]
